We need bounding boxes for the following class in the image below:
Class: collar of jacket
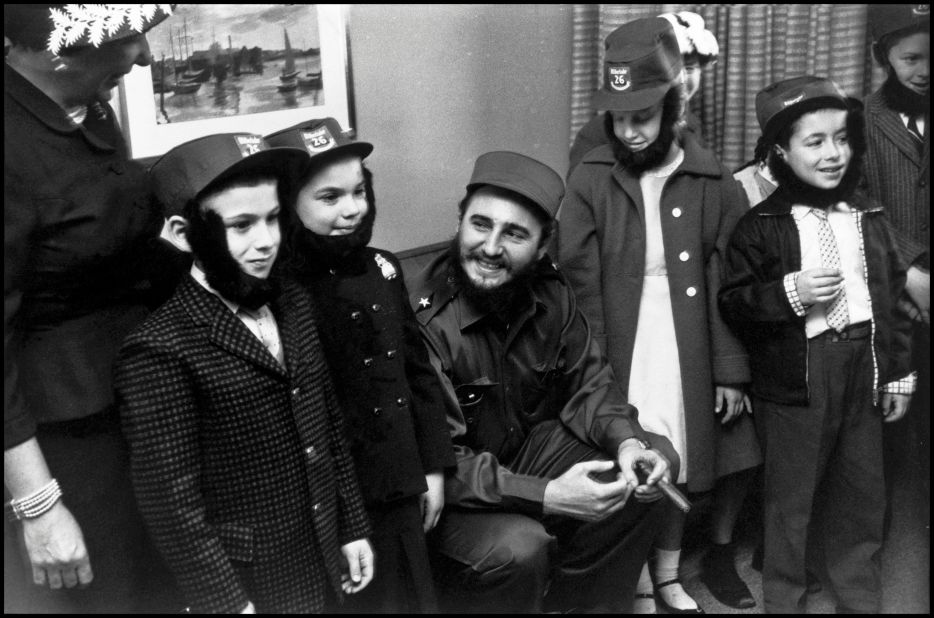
[579,131,723,179]
[411,252,561,328]
[4,63,115,152]
[754,187,884,217]
[866,89,927,166]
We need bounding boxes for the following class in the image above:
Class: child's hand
[796,268,844,306]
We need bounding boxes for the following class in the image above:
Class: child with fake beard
[719,76,916,614]
[115,133,375,613]
[557,16,759,615]
[864,3,931,525]
[267,118,455,614]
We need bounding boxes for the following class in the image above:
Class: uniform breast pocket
[454,379,499,440]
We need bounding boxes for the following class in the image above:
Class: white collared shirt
[791,202,873,339]
[190,265,285,366]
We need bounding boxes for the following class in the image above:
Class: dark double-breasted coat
[558,136,758,492]
[297,247,455,506]
[115,275,371,614]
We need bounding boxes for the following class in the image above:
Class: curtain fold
[569,4,888,172]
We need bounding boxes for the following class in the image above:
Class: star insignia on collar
[418,297,431,309]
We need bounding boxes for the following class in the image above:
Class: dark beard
[606,111,679,175]
[881,73,931,117]
[446,237,538,320]
[768,147,864,209]
[186,208,279,310]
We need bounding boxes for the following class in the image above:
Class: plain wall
[349,4,574,253]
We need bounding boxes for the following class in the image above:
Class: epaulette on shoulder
[411,268,458,326]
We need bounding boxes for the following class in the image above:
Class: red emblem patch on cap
[608,65,631,92]
[301,127,336,154]
[235,135,265,157]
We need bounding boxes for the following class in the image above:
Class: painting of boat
[279,29,300,82]
[298,70,322,89]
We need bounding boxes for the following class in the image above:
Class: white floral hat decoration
[658,11,719,67]
[4,4,174,55]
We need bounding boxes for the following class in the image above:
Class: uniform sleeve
[4,167,39,450]
[719,216,804,326]
[417,324,550,517]
[397,274,457,474]
[552,295,649,457]
[707,177,751,385]
[116,335,250,614]
[557,165,608,352]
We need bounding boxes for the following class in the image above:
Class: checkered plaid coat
[116,275,371,613]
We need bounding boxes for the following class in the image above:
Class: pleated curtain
[569,4,888,172]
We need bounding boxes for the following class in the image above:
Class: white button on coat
[686,286,697,297]
[679,251,690,262]
[672,208,682,217]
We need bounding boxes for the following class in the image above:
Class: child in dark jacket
[719,76,915,614]
[267,118,456,613]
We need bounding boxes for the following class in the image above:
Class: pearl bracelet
[5,479,63,522]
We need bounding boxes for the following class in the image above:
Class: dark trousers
[4,413,181,614]
[430,421,678,613]
[755,325,884,614]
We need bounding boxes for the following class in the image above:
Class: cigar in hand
[636,461,691,513]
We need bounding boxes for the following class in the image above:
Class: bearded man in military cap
[408,150,677,613]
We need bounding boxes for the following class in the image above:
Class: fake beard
[881,73,931,117]
[768,147,864,209]
[447,237,540,319]
[185,208,279,311]
[606,111,679,175]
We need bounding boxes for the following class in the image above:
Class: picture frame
[117,4,355,160]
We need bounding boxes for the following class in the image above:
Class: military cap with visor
[150,133,308,217]
[265,117,373,170]
[755,75,862,143]
[593,17,683,112]
[467,151,565,221]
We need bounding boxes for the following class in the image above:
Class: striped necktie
[907,115,924,144]
[813,208,850,332]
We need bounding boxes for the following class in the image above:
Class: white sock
[633,562,656,614]
[654,548,698,610]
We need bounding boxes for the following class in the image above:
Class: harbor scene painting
[146,4,324,124]
[118,5,353,159]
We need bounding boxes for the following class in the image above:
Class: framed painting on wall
[117,4,354,160]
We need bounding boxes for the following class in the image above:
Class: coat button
[371,304,382,312]
[467,392,476,400]
[350,311,362,321]
[329,268,337,275]
[305,445,316,455]
[292,387,300,396]
[313,503,320,514]
[396,397,407,407]
[679,251,690,262]
[466,416,475,425]
[385,349,397,359]
[672,207,682,218]
[686,286,697,297]
[363,357,373,368]
[372,407,382,417]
